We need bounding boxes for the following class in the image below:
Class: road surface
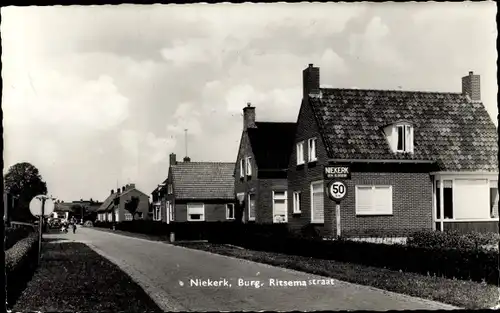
[44,227,457,311]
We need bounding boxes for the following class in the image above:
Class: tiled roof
[171,162,235,200]
[309,88,498,171]
[247,122,297,170]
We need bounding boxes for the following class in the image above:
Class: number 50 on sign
[327,180,347,202]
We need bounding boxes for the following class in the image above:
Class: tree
[4,162,48,222]
[124,196,140,220]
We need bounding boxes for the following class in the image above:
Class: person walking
[71,217,77,234]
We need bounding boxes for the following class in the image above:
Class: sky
[2,2,497,202]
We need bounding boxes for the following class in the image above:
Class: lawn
[11,241,161,312]
[175,242,499,310]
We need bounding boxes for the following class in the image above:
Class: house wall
[442,221,498,233]
[288,98,434,237]
[234,130,259,223]
[258,178,288,223]
[287,98,332,236]
[117,189,150,221]
[174,200,236,222]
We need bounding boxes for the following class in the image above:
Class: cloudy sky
[2,2,497,202]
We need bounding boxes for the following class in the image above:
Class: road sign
[324,165,351,180]
[327,180,347,202]
[29,195,55,217]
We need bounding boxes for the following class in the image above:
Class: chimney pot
[469,71,474,75]
[111,189,114,194]
[309,63,313,67]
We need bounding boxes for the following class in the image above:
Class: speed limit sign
[327,180,347,202]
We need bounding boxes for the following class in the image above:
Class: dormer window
[395,124,413,153]
[385,122,414,153]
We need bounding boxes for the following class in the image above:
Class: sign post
[325,165,351,240]
[29,195,55,259]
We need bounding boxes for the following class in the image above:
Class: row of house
[96,184,150,222]
[153,64,498,236]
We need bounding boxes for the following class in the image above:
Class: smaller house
[97,184,150,222]
[158,154,236,222]
[234,103,297,224]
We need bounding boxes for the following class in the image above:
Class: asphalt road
[45,227,457,312]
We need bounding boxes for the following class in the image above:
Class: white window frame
[395,124,413,153]
[124,213,133,221]
[246,157,252,177]
[226,203,235,220]
[308,138,317,162]
[310,180,324,223]
[272,191,288,223]
[296,141,305,165]
[187,203,205,222]
[432,173,499,226]
[168,202,174,222]
[355,185,393,216]
[292,191,301,214]
[153,204,162,221]
[248,193,256,221]
[168,184,173,194]
[240,159,245,178]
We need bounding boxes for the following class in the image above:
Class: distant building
[97,184,150,222]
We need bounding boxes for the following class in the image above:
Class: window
[246,157,252,176]
[125,213,133,221]
[248,194,256,221]
[454,179,489,219]
[396,124,413,153]
[168,184,173,194]
[153,205,161,221]
[169,202,174,222]
[240,159,245,178]
[310,181,324,223]
[296,141,305,165]
[490,180,498,218]
[273,191,287,223]
[187,203,205,221]
[308,138,317,162]
[355,186,393,215]
[293,192,301,214]
[226,203,235,220]
[436,180,453,219]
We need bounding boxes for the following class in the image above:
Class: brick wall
[257,178,288,223]
[234,129,259,223]
[174,200,235,222]
[287,98,331,236]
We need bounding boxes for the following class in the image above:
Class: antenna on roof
[185,129,188,158]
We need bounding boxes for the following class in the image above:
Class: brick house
[97,184,150,222]
[287,64,498,237]
[234,103,297,223]
[156,153,236,223]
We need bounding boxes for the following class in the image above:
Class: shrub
[6,232,40,307]
[5,227,33,250]
[408,230,500,251]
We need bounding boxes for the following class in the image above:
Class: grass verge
[11,241,161,312]
[175,242,499,310]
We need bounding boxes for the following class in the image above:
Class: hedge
[6,232,40,307]
[408,230,500,251]
[90,220,498,284]
[5,227,33,250]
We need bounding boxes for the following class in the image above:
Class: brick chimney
[243,102,256,131]
[129,183,135,189]
[169,153,177,166]
[110,189,114,195]
[303,63,320,98]
[462,71,481,102]
[117,188,121,193]
[183,156,191,162]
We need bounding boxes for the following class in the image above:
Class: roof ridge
[320,87,464,95]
